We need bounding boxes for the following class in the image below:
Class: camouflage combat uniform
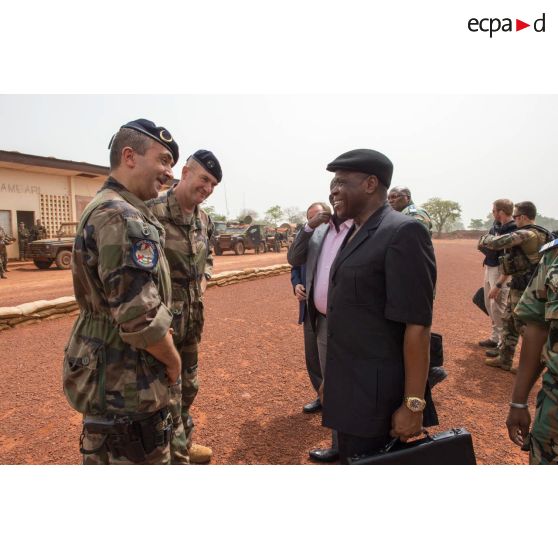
[514,239,558,464]
[0,226,11,271]
[148,187,214,464]
[479,225,551,367]
[30,224,47,241]
[18,224,30,260]
[402,203,432,236]
[63,177,174,465]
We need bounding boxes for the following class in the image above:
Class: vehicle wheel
[234,242,245,256]
[55,250,72,270]
[214,244,222,256]
[258,241,266,253]
[34,260,53,270]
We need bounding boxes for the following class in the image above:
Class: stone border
[0,264,291,331]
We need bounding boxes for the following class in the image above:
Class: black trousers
[338,432,391,465]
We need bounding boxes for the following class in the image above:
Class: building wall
[0,167,105,259]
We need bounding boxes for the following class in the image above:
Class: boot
[485,356,511,371]
[189,443,212,464]
[478,339,498,348]
[485,348,500,358]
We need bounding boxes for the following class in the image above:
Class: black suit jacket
[290,264,306,324]
[322,203,437,438]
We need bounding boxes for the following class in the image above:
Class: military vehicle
[213,223,269,255]
[29,222,77,270]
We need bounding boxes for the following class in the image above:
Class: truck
[213,223,269,255]
[28,222,77,270]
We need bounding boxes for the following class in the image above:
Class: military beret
[112,118,179,166]
[326,148,393,187]
[191,149,222,182]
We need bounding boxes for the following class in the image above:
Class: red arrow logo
[516,19,530,31]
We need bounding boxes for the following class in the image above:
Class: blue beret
[191,149,222,182]
[326,148,393,187]
[113,118,179,166]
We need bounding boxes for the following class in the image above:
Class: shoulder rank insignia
[132,239,159,269]
[539,238,558,254]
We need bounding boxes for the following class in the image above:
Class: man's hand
[506,407,531,447]
[488,286,501,300]
[201,275,208,294]
[294,283,307,301]
[318,381,324,405]
[307,210,331,229]
[390,405,424,442]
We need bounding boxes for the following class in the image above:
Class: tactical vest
[500,224,551,290]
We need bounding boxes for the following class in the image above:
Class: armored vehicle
[29,222,77,270]
[213,224,268,255]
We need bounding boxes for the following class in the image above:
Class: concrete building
[0,150,109,260]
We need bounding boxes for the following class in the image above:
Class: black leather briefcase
[347,428,477,465]
[472,287,488,316]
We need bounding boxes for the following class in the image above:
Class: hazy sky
[1,94,556,225]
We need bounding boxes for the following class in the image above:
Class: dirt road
[0,239,533,464]
[0,251,288,308]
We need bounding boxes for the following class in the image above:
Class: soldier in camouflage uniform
[148,150,221,464]
[388,186,432,235]
[63,118,182,465]
[30,219,47,241]
[18,222,30,260]
[0,226,14,276]
[478,202,551,371]
[506,235,558,464]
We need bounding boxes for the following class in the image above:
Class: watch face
[406,397,426,412]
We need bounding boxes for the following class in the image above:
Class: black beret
[326,148,393,187]
[114,118,179,166]
[191,149,222,182]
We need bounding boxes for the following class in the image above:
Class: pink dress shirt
[311,219,354,315]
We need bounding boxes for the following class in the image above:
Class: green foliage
[422,198,462,236]
[202,205,226,222]
[264,205,284,226]
[469,218,485,230]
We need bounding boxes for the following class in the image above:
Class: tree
[264,205,284,226]
[282,206,305,225]
[422,198,462,237]
[202,205,226,222]
[536,213,558,232]
[469,218,485,230]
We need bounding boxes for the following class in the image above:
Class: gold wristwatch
[404,396,426,412]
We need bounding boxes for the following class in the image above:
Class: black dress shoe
[309,447,339,463]
[303,398,322,413]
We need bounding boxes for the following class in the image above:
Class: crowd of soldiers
[475,199,558,464]
[0,219,47,278]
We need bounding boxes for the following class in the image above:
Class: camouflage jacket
[514,239,558,403]
[402,203,432,235]
[63,177,173,417]
[478,225,550,287]
[148,187,214,344]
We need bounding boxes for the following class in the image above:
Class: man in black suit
[323,149,438,464]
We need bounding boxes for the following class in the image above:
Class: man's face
[329,170,369,220]
[179,163,219,206]
[388,190,409,212]
[491,205,501,223]
[132,142,174,201]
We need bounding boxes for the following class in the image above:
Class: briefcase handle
[382,431,432,454]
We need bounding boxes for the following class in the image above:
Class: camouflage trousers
[499,288,526,367]
[529,388,558,465]
[0,245,7,270]
[81,431,171,465]
[169,338,200,464]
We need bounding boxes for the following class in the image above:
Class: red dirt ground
[0,239,533,464]
[0,251,289,308]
